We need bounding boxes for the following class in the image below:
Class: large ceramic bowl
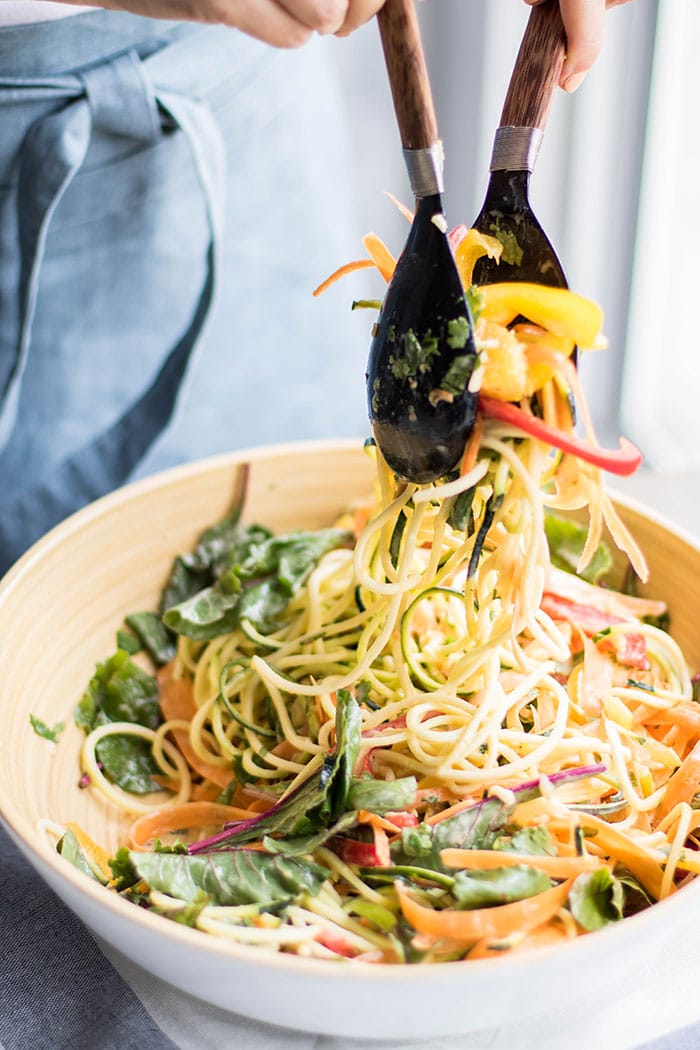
[1,439,700,1040]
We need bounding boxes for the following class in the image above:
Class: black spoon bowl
[367,0,478,485]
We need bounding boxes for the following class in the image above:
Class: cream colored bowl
[1,438,699,1040]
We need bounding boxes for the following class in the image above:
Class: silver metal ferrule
[402,143,444,198]
[489,126,544,173]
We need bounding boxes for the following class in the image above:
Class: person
[0,0,629,579]
[0,4,633,1047]
[527,0,632,92]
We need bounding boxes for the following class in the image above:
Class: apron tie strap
[0,39,225,571]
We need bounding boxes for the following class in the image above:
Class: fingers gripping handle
[501,0,567,132]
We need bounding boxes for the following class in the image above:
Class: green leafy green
[159,494,253,611]
[57,828,108,883]
[93,733,162,795]
[488,224,524,267]
[163,527,351,640]
[446,316,471,350]
[440,354,477,397]
[322,688,363,822]
[76,650,159,733]
[347,776,417,816]
[389,329,440,381]
[29,714,64,744]
[452,865,552,909]
[544,510,612,585]
[189,692,363,852]
[569,867,624,930]
[116,629,141,655]
[495,825,557,857]
[125,612,176,666]
[465,285,484,323]
[75,651,161,794]
[393,796,512,873]
[129,849,329,907]
[162,582,242,641]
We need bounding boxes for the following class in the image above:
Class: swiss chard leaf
[162,582,242,641]
[189,692,362,853]
[124,612,176,666]
[130,849,329,906]
[569,867,624,930]
[393,796,512,872]
[544,510,613,585]
[452,865,552,909]
[347,776,417,816]
[495,825,557,857]
[322,688,362,822]
[163,527,351,640]
[95,733,162,794]
[159,468,251,609]
[76,650,159,732]
[237,578,290,635]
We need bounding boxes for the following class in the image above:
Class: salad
[53,224,700,965]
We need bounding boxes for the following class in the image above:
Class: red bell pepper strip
[540,593,624,635]
[597,631,650,671]
[540,593,649,670]
[479,396,643,477]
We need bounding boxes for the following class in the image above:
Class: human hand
[525,0,632,91]
[61,0,384,48]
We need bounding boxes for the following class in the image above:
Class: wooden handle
[500,0,567,130]
[377,0,438,151]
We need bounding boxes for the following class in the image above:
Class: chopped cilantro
[441,354,476,396]
[489,224,524,267]
[389,329,440,382]
[29,714,64,744]
[446,316,470,349]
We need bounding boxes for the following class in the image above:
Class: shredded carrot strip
[468,918,572,959]
[65,822,113,880]
[425,796,481,826]
[395,878,573,943]
[580,813,667,898]
[384,191,414,223]
[361,233,396,283]
[312,258,375,297]
[129,801,257,850]
[158,669,232,789]
[357,811,392,864]
[656,739,700,822]
[439,848,601,879]
[459,414,484,476]
[190,782,222,802]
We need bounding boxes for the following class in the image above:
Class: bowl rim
[2,436,700,986]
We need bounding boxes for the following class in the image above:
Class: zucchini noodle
[63,236,700,965]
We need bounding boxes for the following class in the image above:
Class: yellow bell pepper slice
[454,229,503,289]
[479,282,605,349]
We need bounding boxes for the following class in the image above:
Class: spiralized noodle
[63,232,700,965]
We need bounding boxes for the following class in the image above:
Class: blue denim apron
[0,12,369,575]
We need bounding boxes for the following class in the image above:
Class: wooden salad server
[472,0,568,289]
[366,0,479,485]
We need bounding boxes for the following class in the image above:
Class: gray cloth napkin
[0,823,177,1050]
